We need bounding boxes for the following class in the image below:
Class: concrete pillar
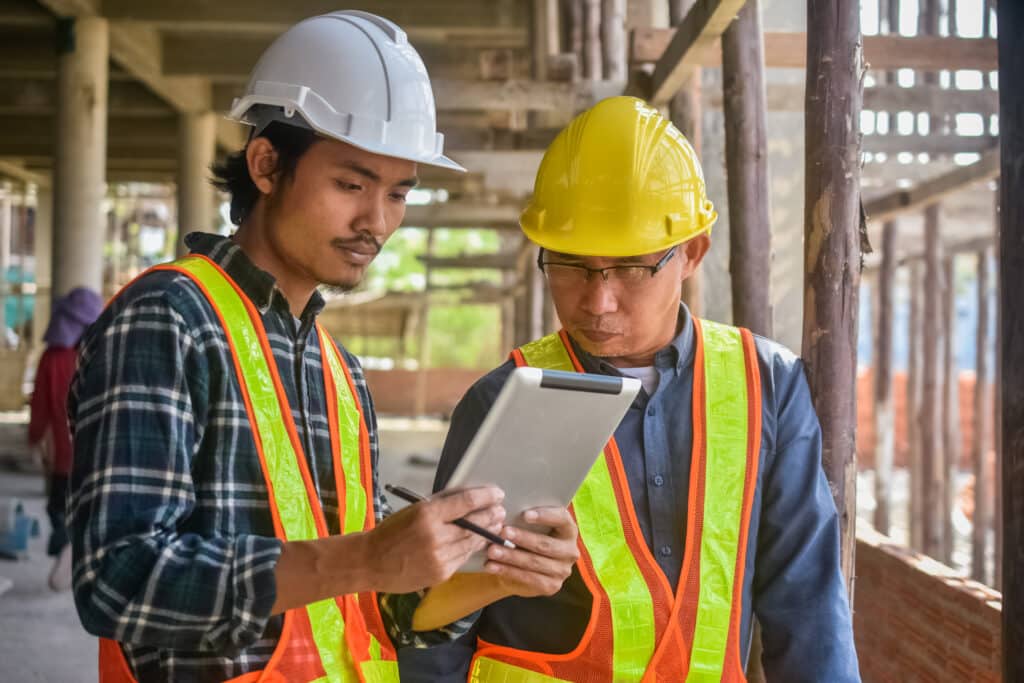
[53,17,108,298]
[32,187,52,349]
[176,112,217,257]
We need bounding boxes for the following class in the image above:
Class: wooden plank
[864,134,997,156]
[971,248,991,583]
[874,221,897,535]
[632,29,998,71]
[403,202,521,229]
[802,0,862,588]
[101,0,529,33]
[722,0,771,338]
[942,256,959,564]
[864,148,999,222]
[417,252,519,270]
[647,0,748,105]
[921,203,945,561]
[908,262,924,550]
[999,0,1024,675]
[669,0,704,319]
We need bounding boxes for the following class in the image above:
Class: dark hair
[210,122,320,225]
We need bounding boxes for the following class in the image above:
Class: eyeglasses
[538,247,678,287]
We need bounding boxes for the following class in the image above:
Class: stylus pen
[384,484,516,550]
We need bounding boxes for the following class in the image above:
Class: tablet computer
[443,366,641,572]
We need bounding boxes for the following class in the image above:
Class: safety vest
[98,255,399,683]
[469,320,762,683]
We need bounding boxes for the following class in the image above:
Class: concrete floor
[0,414,446,682]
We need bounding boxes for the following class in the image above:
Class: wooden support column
[802,0,862,587]
[413,229,436,417]
[722,0,772,337]
[919,0,946,567]
[874,221,897,535]
[942,256,959,564]
[908,262,924,551]
[998,0,1024,675]
[972,248,990,584]
[583,0,602,80]
[601,0,627,81]
[567,0,584,75]
[667,0,703,317]
[921,203,945,560]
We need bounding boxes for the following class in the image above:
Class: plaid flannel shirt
[68,233,458,682]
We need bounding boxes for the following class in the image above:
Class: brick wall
[856,369,996,471]
[854,523,1002,682]
[363,368,483,417]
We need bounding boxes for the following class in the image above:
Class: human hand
[482,506,579,597]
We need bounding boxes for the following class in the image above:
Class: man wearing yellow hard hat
[399,97,861,681]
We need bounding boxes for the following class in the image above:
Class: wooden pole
[582,0,602,80]
[942,255,959,564]
[722,0,772,338]
[994,191,1003,591]
[908,262,924,551]
[919,0,945,562]
[600,0,626,82]
[874,221,897,535]
[413,229,436,417]
[998,1,1024,675]
[971,248,990,584]
[921,203,945,560]
[667,0,704,318]
[567,0,584,73]
[802,0,862,588]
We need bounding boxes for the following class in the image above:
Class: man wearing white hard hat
[67,12,578,682]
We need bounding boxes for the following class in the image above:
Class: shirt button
[660,545,673,557]
[652,474,665,487]
[647,405,656,417]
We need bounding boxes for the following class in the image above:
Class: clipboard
[443,366,641,572]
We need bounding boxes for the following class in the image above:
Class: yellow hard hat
[520,96,716,257]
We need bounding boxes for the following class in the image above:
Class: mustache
[331,235,382,255]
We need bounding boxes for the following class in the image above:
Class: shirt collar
[183,232,326,320]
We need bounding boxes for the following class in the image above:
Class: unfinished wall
[854,524,1002,682]
[855,369,996,471]
[364,368,483,417]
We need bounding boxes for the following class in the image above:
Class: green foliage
[360,227,506,369]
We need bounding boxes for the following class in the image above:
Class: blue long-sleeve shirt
[399,305,860,682]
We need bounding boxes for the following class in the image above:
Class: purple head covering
[43,287,104,348]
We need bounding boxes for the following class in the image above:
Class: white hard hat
[228,10,465,172]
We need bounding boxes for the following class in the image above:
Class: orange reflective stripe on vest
[471,320,760,682]
[98,256,397,683]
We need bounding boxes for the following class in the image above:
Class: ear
[245,137,279,196]
[679,234,711,281]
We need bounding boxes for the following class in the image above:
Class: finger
[433,486,505,521]
[521,507,577,540]
[462,505,507,530]
[503,526,580,561]
[483,562,564,597]
[486,545,576,578]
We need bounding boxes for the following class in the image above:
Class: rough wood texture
[631,29,998,72]
[999,0,1023,675]
[908,262,924,551]
[647,0,748,105]
[722,0,771,338]
[802,0,862,588]
[874,222,897,535]
[972,248,990,584]
[920,204,945,560]
[600,0,626,82]
[942,256,959,564]
[665,1,705,319]
[583,0,602,80]
[864,149,1000,223]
